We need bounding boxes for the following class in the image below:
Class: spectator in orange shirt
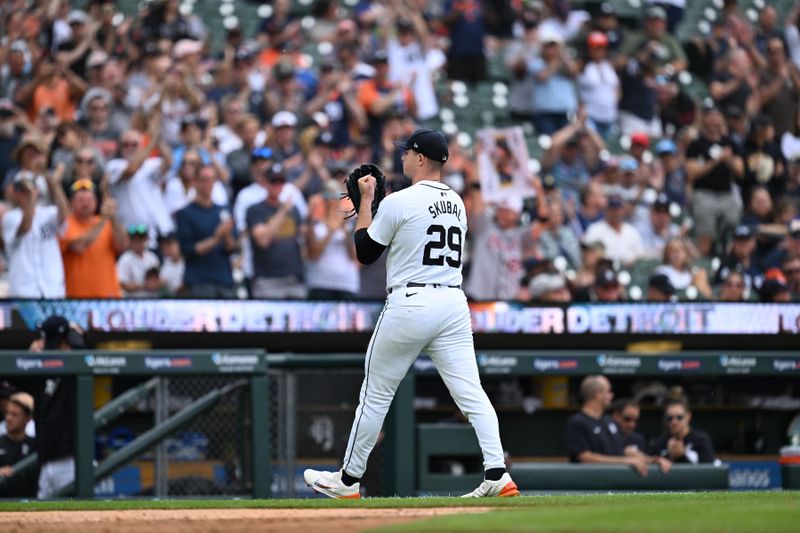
[60,179,128,298]
[357,50,415,158]
[17,56,87,123]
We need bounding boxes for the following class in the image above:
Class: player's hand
[358,174,376,200]
[0,466,14,478]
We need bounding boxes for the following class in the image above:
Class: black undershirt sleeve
[354,228,387,265]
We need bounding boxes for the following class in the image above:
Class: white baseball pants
[341,286,506,478]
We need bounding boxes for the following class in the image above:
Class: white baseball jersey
[1,205,65,298]
[368,180,466,290]
[341,177,506,479]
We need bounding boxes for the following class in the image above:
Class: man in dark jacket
[0,392,38,498]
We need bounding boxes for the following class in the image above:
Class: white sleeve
[1,210,21,249]
[105,159,129,185]
[367,195,403,246]
[163,177,185,214]
[786,25,800,70]
[116,253,134,284]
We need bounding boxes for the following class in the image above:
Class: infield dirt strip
[0,507,493,533]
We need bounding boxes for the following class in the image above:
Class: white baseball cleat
[303,469,361,499]
[461,473,520,498]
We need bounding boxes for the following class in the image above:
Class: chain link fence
[268,367,385,498]
[94,375,251,497]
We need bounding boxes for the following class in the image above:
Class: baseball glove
[343,163,387,218]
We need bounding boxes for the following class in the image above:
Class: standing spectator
[617,52,660,138]
[441,0,487,83]
[211,95,247,155]
[144,64,204,147]
[106,126,175,245]
[263,60,307,120]
[709,49,759,117]
[648,398,716,464]
[654,139,687,208]
[79,87,121,159]
[583,194,644,265]
[686,103,745,256]
[529,29,579,136]
[164,147,228,215]
[116,224,162,298]
[303,62,366,150]
[504,16,540,123]
[618,7,687,75]
[0,101,23,185]
[226,116,266,196]
[611,398,647,453]
[66,146,103,198]
[357,51,415,157]
[541,117,602,207]
[175,165,238,298]
[247,164,307,299]
[743,115,784,200]
[759,38,800,140]
[17,56,87,123]
[538,0,590,43]
[60,179,127,298]
[305,181,360,300]
[2,135,51,205]
[0,41,33,101]
[464,181,547,301]
[647,0,685,35]
[563,376,656,476]
[268,111,305,178]
[0,392,37,498]
[655,238,712,298]
[636,192,681,260]
[537,199,582,269]
[1,166,68,298]
[571,181,607,239]
[577,31,620,140]
[158,232,185,296]
[386,15,445,123]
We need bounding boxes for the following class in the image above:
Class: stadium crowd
[0,0,799,303]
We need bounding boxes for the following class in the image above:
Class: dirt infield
[0,507,492,533]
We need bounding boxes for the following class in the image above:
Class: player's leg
[427,295,519,497]
[304,298,430,498]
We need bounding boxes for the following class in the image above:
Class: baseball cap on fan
[393,129,449,163]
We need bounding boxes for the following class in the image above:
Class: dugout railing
[1,350,797,498]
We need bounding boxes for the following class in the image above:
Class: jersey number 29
[422,224,462,267]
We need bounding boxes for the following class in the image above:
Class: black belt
[387,282,461,294]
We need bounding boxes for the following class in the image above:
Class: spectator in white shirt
[583,194,644,265]
[116,224,163,298]
[1,165,69,298]
[386,15,445,123]
[577,31,620,141]
[164,147,228,215]
[106,126,174,247]
[305,180,360,300]
[158,232,184,296]
[210,94,246,155]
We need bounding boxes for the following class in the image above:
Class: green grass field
[0,492,797,532]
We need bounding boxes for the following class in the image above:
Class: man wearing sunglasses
[565,375,668,477]
[648,398,716,464]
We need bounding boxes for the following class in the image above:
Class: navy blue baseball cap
[394,129,449,163]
